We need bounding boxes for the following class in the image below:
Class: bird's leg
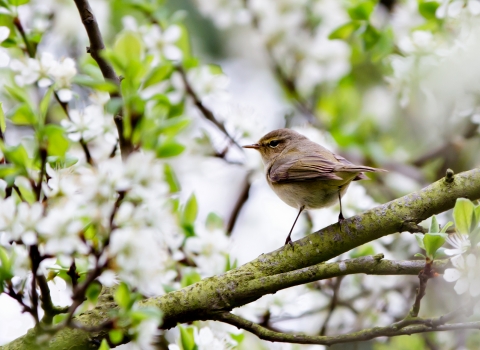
[338,190,345,222]
[285,206,305,246]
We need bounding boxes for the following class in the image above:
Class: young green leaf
[329,21,361,40]
[109,329,124,345]
[98,339,111,350]
[114,282,131,310]
[453,198,475,234]
[415,233,425,250]
[0,102,6,133]
[423,233,447,259]
[348,1,375,20]
[429,215,439,233]
[440,221,453,233]
[183,194,198,225]
[179,324,196,350]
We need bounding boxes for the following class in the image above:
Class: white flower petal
[444,268,462,282]
[0,26,9,42]
[468,0,480,15]
[448,1,464,17]
[451,254,465,269]
[0,50,9,68]
[454,277,469,294]
[164,25,181,42]
[57,89,73,102]
[164,45,183,61]
[469,278,480,296]
[466,254,477,268]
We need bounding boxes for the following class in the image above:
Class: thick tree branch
[72,0,133,159]
[212,312,480,345]
[4,168,480,348]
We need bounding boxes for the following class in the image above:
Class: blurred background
[1,0,480,349]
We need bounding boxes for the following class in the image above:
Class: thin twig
[226,174,251,234]
[13,16,35,58]
[212,312,480,346]
[319,276,343,335]
[72,0,133,159]
[176,65,242,150]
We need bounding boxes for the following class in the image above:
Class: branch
[72,0,133,159]
[319,276,343,335]
[4,168,480,348]
[212,312,480,346]
[176,65,242,150]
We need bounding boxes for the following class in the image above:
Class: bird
[243,128,386,246]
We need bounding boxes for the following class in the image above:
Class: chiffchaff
[243,129,386,246]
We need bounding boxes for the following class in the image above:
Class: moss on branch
[3,168,480,349]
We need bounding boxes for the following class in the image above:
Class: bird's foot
[284,236,294,249]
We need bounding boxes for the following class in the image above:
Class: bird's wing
[268,153,344,183]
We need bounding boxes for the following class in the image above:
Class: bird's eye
[268,140,280,148]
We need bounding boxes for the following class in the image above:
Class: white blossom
[445,233,471,256]
[61,105,105,142]
[143,25,183,61]
[184,227,230,276]
[444,253,480,296]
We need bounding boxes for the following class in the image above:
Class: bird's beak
[242,143,260,149]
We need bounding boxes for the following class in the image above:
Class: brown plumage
[244,128,386,246]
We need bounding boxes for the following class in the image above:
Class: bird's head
[243,129,306,164]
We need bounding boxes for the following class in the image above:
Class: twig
[67,261,79,289]
[226,174,251,234]
[319,276,343,335]
[242,0,320,127]
[176,65,242,150]
[35,148,47,201]
[73,0,133,159]
[13,17,35,58]
[213,312,480,345]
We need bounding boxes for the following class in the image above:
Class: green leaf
[47,155,78,169]
[429,215,439,233]
[206,212,223,231]
[348,1,375,20]
[143,63,173,89]
[44,125,69,157]
[39,88,53,123]
[414,253,426,259]
[52,313,68,325]
[98,339,111,350]
[419,1,440,20]
[329,21,362,40]
[440,221,453,233]
[114,282,131,310]
[179,324,195,350]
[113,31,143,67]
[159,118,190,136]
[231,332,245,345]
[180,270,201,287]
[156,139,185,158]
[415,233,425,250]
[164,163,181,193]
[362,24,381,50]
[453,198,475,234]
[0,102,6,133]
[183,194,198,225]
[4,85,30,104]
[73,75,119,93]
[86,281,102,304]
[109,329,124,345]
[3,144,31,169]
[7,103,37,125]
[8,0,30,5]
[423,233,447,259]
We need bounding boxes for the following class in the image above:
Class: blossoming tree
[1,0,480,349]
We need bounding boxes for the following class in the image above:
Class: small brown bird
[243,129,386,246]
